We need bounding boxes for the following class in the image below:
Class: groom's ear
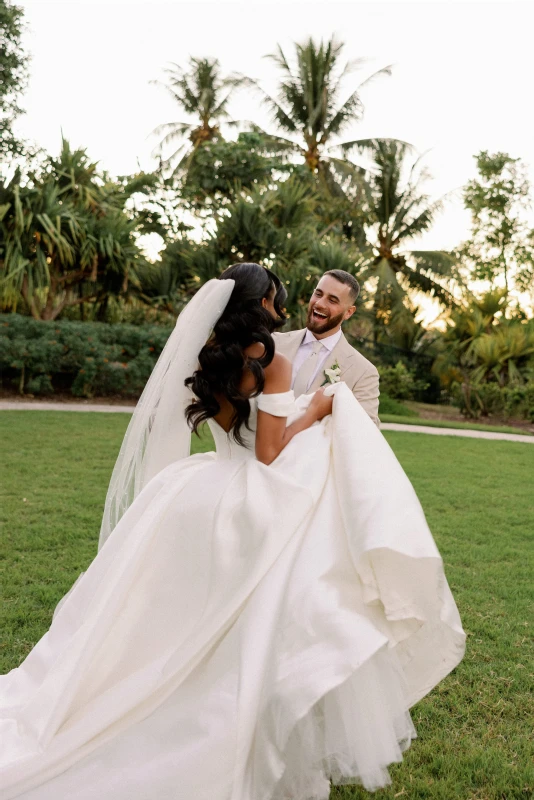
[343,304,356,321]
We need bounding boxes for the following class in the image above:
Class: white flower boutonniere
[322,362,341,386]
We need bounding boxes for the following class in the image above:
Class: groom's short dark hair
[323,270,360,303]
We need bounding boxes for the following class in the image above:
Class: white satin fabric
[0,384,465,799]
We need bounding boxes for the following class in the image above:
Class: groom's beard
[306,306,344,335]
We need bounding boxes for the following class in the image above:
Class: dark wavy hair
[185,263,287,445]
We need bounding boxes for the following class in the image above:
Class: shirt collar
[303,327,342,351]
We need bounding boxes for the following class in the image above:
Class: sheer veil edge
[98,278,235,550]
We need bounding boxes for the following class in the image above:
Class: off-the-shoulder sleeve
[256,390,296,417]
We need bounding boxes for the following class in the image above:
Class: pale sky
[12,0,534,256]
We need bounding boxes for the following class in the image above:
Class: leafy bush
[377,361,429,401]
[0,314,172,398]
[504,383,534,421]
[452,381,534,421]
[378,393,417,417]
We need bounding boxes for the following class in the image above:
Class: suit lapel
[308,332,352,392]
[277,329,306,363]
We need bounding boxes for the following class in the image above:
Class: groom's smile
[308,305,344,334]
[311,308,328,322]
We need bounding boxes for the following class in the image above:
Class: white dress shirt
[291,328,342,391]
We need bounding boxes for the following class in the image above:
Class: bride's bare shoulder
[243,344,291,374]
[263,352,292,391]
[243,342,266,359]
[265,351,292,372]
[240,345,291,392]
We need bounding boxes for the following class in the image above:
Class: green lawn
[1,411,533,799]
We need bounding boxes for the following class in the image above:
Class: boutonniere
[322,361,341,386]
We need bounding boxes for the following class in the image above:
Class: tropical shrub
[433,290,534,418]
[377,360,429,401]
[452,381,534,421]
[0,314,171,398]
[0,139,162,320]
[504,383,534,421]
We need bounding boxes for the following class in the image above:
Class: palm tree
[0,168,82,319]
[0,140,155,320]
[355,139,458,340]
[251,36,392,181]
[151,57,250,177]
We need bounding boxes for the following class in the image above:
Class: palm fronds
[151,57,250,177]
[250,36,392,173]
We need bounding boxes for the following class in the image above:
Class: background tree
[252,36,392,183]
[353,139,457,341]
[0,139,160,320]
[459,151,534,293]
[0,0,29,158]
[176,131,294,213]
[143,174,366,326]
[151,57,250,178]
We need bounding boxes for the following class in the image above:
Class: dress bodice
[206,390,296,461]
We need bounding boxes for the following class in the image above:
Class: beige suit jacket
[273,328,380,427]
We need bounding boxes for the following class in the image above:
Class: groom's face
[306,276,356,336]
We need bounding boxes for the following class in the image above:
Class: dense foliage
[432,290,534,419]
[0,0,28,157]
[0,313,170,397]
[1,17,532,420]
[459,151,534,292]
[0,140,164,320]
[2,310,532,420]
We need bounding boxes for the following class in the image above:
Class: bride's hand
[309,387,334,421]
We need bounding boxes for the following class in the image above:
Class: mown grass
[1,411,533,799]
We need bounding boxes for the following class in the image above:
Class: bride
[0,262,466,799]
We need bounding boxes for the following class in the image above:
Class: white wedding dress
[0,384,466,800]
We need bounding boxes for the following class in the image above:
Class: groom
[274,269,380,427]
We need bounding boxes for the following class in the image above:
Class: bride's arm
[255,353,332,466]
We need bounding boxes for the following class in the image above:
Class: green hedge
[377,361,429,401]
[5,314,531,421]
[0,314,172,398]
[0,315,425,411]
[452,381,534,422]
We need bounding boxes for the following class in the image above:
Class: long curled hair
[185,263,287,444]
